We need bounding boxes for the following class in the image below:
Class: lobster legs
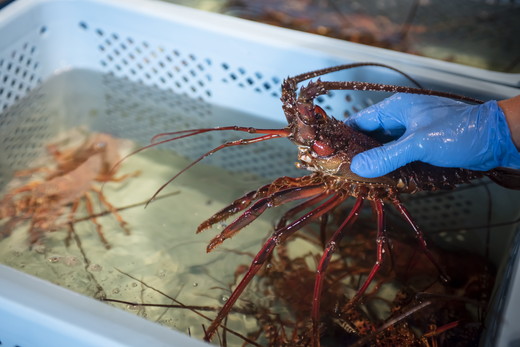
[202,188,347,341]
[199,181,447,345]
[311,196,365,346]
[206,184,327,252]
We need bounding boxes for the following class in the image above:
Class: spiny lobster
[0,132,136,249]
[135,62,520,345]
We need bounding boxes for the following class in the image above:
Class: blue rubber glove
[346,93,520,178]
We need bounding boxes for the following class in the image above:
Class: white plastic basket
[0,0,519,346]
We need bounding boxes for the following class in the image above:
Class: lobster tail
[486,167,520,190]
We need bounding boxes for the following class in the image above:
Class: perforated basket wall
[1,0,520,346]
[1,0,517,181]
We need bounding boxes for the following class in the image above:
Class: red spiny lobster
[135,62,520,345]
[0,132,136,248]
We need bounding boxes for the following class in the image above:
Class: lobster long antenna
[145,133,285,207]
[290,62,424,89]
[151,126,289,143]
[310,81,483,104]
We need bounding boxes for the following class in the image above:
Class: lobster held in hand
[139,62,520,345]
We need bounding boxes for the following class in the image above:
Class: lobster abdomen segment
[393,162,485,193]
[486,167,520,190]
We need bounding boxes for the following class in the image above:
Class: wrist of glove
[346,93,520,178]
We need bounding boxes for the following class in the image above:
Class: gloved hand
[346,93,520,178]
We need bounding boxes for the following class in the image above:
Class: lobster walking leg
[92,187,131,235]
[206,184,328,252]
[392,198,450,283]
[346,199,387,306]
[275,193,330,229]
[198,176,320,233]
[83,191,111,249]
[311,196,364,347]
[197,184,273,233]
[204,193,347,341]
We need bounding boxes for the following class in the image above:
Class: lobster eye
[313,105,328,121]
[312,140,334,156]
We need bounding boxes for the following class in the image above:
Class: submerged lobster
[0,132,135,249]
[139,63,519,345]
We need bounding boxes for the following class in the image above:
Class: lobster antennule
[151,126,290,143]
[146,133,284,206]
[108,126,289,206]
[114,127,289,169]
[108,130,226,177]
[107,137,181,183]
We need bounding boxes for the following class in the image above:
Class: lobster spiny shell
[292,114,485,195]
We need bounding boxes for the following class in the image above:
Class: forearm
[498,95,520,150]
